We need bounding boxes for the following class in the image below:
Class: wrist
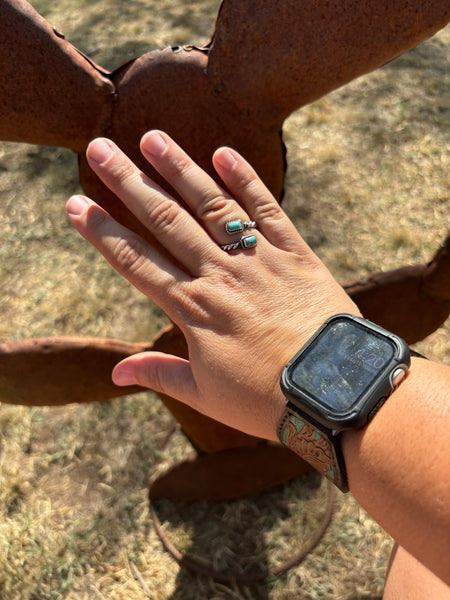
[340,356,430,490]
[340,357,450,581]
[276,314,411,492]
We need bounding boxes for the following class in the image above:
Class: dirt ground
[0,2,448,599]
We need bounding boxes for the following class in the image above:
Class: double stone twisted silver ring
[221,219,258,251]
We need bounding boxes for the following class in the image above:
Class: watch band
[409,348,428,360]
[277,403,349,492]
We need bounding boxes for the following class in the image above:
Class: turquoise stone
[291,416,305,433]
[241,234,257,249]
[226,219,244,234]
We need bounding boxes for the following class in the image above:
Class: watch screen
[290,319,396,413]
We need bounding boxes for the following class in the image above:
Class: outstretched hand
[66,131,359,440]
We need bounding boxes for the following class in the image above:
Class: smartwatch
[277,313,410,492]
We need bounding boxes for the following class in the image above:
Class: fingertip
[87,138,115,165]
[112,364,137,386]
[140,130,169,158]
[213,147,238,171]
[112,352,196,402]
[66,195,91,218]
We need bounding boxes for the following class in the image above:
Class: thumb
[112,352,197,404]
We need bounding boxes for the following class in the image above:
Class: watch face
[288,318,396,415]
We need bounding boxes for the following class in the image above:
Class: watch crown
[391,366,407,389]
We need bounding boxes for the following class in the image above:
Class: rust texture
[0,336,148,405]
[78,47,286,241]
[0,0,114,151]
[344,234,450,344]
[208,0,450,124]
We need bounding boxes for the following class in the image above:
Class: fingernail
[66,195,89,216]
[143,131,168,157]
[88,138,114,164]
[215,148,237,170]
[113,368,137,386]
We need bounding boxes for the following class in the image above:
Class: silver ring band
[225,219,257,235]
[221,234,257,251]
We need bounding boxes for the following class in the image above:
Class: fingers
[86,137,222,275]
[82,130,312,281]
[112,352,199,409]
[212,147,311,254]
[65,194,189,314]
[140,131,256,246]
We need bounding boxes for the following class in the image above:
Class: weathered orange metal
[0,0,449,496]
[0,0,114,151]
[344,234,450,344]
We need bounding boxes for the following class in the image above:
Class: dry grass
[0,1,448,599]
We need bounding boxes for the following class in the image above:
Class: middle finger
[140,130,257,245]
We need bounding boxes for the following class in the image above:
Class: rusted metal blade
[345,234,450,344]
[0,0,114,151]
[0,336,147,405]
[0,325,261,453]
[208,0,450,124]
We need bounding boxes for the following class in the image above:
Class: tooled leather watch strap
[277,403,349,492]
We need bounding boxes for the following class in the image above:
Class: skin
[66,131,450,590]
[384,544,450,599]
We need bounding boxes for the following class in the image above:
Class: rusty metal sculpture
[0,0,449,499]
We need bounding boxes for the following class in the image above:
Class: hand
[66,131,360,440]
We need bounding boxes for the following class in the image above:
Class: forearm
[342,357,450,584]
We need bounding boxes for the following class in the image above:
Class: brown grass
[0,2,448,599]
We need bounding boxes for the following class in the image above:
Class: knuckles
[163,154,195,182]
[111,235,148,274]
[197,192,229,222]
[140,198,182,232]
[254,201,285,223]
[106,158,140,190]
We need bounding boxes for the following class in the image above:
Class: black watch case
[280,314,410,432]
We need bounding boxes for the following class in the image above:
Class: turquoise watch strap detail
[277,404,349,492]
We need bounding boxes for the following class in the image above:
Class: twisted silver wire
[221,240,243,251]
[221,233,257,251]
[242,220,257,231]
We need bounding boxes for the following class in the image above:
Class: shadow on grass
[151,471,327,599]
